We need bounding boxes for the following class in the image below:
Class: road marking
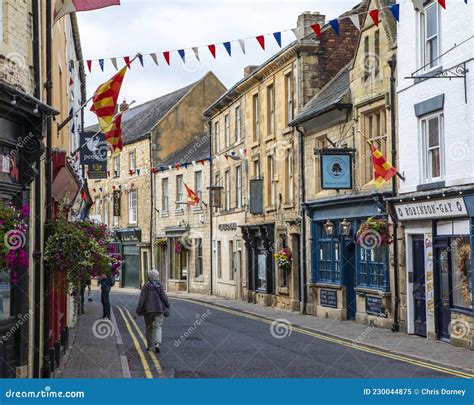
[117,306,153,379]
[121,306,163,375]
[172,297,473,379]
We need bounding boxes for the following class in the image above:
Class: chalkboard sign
[366,296,387,317]
[320,289,337,308]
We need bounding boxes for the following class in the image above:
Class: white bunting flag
[291,28,298,39]
[215,155,220,162]
[238,39,246,55]
[150,53,159,65]
[192,47,200,62]
[111,57,118,70]
[168,165,173,171]
[192,161,196,167]
[239,149,245,157]
[348,14,360,30]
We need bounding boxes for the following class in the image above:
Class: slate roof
[86,81,196,145]
[290,66,351,126]
[159,133,210,167]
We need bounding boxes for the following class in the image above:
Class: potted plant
[274,247,293,271]
[458,242,472,307]
[356,217,392,249]
[154,238,168,251]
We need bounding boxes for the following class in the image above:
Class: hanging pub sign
[88,161,107,180]
[319,149,353,190]
[0,146,19,184]
[249,179,264,214]
[113,190,121,217]
[80,132,106,165]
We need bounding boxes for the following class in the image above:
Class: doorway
[412,235,427,337]
[123,244,141,288]
[344,241,356,320]
[434,239,451,341]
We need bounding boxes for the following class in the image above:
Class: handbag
[152,284,170,317]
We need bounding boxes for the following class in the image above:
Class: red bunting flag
[369,9,379,27]
[124,56,130,67]
[176,163,181,170]
[208,44,216,58]
[163,51,170,65]
[256,35,265,50]
[86,60,92,72]
[311,23,321,38]
[199,159,206,166]
[437,0,446,8]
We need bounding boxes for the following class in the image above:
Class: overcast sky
[78,0,357,126]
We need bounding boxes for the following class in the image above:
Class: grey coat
[136,281,170,316]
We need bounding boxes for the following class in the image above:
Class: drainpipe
[208,121,213,296]
[32,0,42,378]
[42,0,53,377]
[388,55,400,333]
[296,127,307,314]
[149,135,154,271]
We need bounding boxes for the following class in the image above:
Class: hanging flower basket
[0,204,29,284]
[154,238,168,251]
[356,217,392,249]
[175,240,183,254]
[274,248,293,271]
[458,242,472,307]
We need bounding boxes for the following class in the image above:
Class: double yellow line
[172,297,474,379]
[117,306,163,378]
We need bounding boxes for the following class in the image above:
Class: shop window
[217,241,222,278]
[170,238,187,280]
[316,225,341,284]
[143,251,149,274]
[451,237,472,309]
[358,246,389,290]
[421,113,444,182]
[279,234,289,288]
[229,240,234,281]
[195,238,203,277]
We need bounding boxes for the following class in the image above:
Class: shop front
[115,228,142,289]
[241,223,275,307]
[305,194,393,328]
[393,193,474,350]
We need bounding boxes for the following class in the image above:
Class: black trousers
[101,287,111,318]
[78,283,86,315]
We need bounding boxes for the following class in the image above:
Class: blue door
[344,241,356,320]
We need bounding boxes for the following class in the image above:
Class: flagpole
[57,54,140,132]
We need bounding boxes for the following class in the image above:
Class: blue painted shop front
[305,195,392,326]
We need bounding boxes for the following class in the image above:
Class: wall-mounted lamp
[11,97,17,106]
[33,104,39,114]
[341,219,351,237]
[324,220,335,237]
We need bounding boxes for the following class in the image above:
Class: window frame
[267,84,275,136]
[224,113,231,148]
[284,148,293,204]
[285,72,293,126]
[420,2,440,70]
[176,175,184,208]
[252,93,259,142]
[235,105,242,143]
[224,169,231,211]
[194,170,203,208]
[113,156,120,178]
[267,155,275,207]
[420,112,444,182]
[162,177,169,212]
[214,121,220,153]
[128,190,137,224]
[236,165,242,209]
[129,150,136,172]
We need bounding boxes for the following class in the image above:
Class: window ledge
[192,207,203,214]
[277,287,289,295]
[265,206,276,213]
[160,211,169,218]
[314,282,343,290]
[354,287,390,296]
[282,127,292,136]
[194,275,204,282]
[282,203,294,210]
[175,209,184,216]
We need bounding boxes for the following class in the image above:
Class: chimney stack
[296,11,325,41]
[119,98,129,112]
[244,65,259,78]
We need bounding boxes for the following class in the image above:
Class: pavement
[54,287,474,379]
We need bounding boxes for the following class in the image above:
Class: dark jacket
[99,276,114,290]
[136,281,170,316]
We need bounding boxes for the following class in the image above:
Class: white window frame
[267,155,275,207]
[285,149,293,204]
[253,94,259,142]
[420,2,440,70]
[128,190,137,224]
[235,106,241,143]
[194,170,203,207]
[214,121,220,153]
[176,175,184,207]
[225,113,231,148]
[285,73,293,125]
[420,112,444,182]
[113,156,120,177]
[162,177,169,212]
[267,84,274,136]
[225,170,231,211]
[129,151,136,172]
[236,165,242,209]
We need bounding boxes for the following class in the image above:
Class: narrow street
[106,290,459,379]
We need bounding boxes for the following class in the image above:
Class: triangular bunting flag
[124,56,131,67]
[163,51,170,65]
[111,57,118,70]
[99,59,104,71]
[86,60,92,72]
[348,14,360,30]
[138,54,144,67]
[329,19,340,36]
[178,49,186,63]
[369,9,379,27]
[291,28,298,39]
[310,23,321,38]
[192,47,200,61]
[208,44,216,58]
[238,39,246,55]
[273,32,282,47]
[223,42,232,56]
[390,4,400,22]
[150,53,159,65]
[438,0,446,9]
[256,35,265,50]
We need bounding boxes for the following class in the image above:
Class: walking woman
[135,269,170,353]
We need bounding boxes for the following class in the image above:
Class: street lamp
[324,220,335,237]
[341,219,352,237]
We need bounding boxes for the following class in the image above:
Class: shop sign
[366,296,387,318]
[320,289,337,308]
[113,190,121,217]
[117,228,141,243]
[394,197,467,221]
[218,222,237,231]
[80,132,106,165]
[321,153,352,190]
[88,161,107,180]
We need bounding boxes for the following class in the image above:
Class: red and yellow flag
[104,112,123,153]
[54,0,120,25]
[90,66,127,132]
[370,142,397,188]
[184,183,200,206]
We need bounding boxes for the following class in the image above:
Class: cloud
[78,0,356,126]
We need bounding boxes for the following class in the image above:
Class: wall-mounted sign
[80,132,106,165]
[320,289,337,308]
[321,153,352,190]
[218,222,238,231]
[394,197,467,221]
[88,161,107,180]
[113,190,121,217]
[366,296,387,317]
[116,228,141,243]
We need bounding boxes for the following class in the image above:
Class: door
[123,245,140,288]
[435,245,451,341]
[344,241,356,320]
[412,236,427,337]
